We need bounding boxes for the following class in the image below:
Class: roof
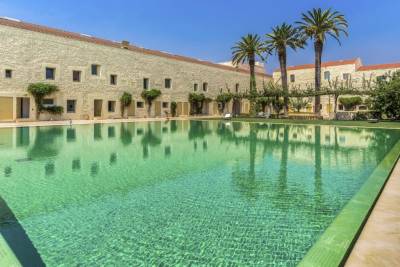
[358,63,400,71]
[0,17,271,78]
[274,58,359,72]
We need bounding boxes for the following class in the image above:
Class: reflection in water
[66,128,76,143]
[72,159,81,171]
[314,126,322,200]
[91,162,99,177]
[202,140,208,151]
[194,141,197,151]
[16,127,30,147]
[4,166,12,177]
[141,126,162,159]
[120,123,133,146]
[45,162,55,176]
[108,126,115,138]
[28,127,63,160]
[278,125,289,192]
[110,153,117,165]
[94,124,102,140]
[188,121,212,140]
[165,146,171,157]
[137,128,143,135]
[170,120,178,133]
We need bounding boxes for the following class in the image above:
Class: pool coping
[0,234,21,267]
[298,139,400,267]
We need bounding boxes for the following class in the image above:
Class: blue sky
[1,0,399,73]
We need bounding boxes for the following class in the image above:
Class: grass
[201,117,400,129]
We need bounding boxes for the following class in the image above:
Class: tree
[371,71,400,119]
[170,101,177,117]
[27,83,59,119]
[297,8,348,114]
[256,96,273,112]
[232,34,266,116]
[339,96,362,111]
[141,89,161,116]
[265,23,305,116]
[290,97,310,112]
[120,92,132,118]
[188,93,206,115]
[215,93,233,114]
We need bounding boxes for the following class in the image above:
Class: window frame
[91,64,100,76]
[143,78,149,90]
[162,102,169,109]
[343,73,350,80]
[193,83,198,92]
[202,82,208,92]
[45,67,55,80]
[66,100,77,113]
[110,74,117,85]
[72,70,81,82]
[108,101,116,113]
[164,78,172,89]
[324,71,330,81]
[136,101,144,108]
[235,83,240,93]
[5,69,12,79]
[290,74,295,83]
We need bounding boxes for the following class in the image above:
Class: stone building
[0,17,271,122]
[273,58,400,117]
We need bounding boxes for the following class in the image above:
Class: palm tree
[297,8,348,114]
[265,23,305,116]
[232,34,266,115]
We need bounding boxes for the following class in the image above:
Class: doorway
[17,97,30,119]
[94,100,103,117]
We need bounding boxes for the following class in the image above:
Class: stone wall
[0,23,269,121]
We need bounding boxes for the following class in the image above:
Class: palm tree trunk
[279,49,288,116]
[314,40,323,115]
[249,54,257,116]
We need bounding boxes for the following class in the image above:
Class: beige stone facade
[0,18,270,122]
[273,58,400,117]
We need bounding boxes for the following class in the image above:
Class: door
[127,101,135,116]
[94,100,103,117]
[0,97,13,121]
[17,97,30,119]
[154,101,162,117]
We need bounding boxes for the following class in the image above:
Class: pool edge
[0,234,21,267]
[298,139,400,267]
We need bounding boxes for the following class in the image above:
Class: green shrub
[141,89,161,115]
[170,101,177,117]
[188,93,206,115]
[27,83,59,119]
[43,105,64,115]
[215,93,233,113]
[120,92,132,117]
[339,96,362,111]
[371,71,400,119]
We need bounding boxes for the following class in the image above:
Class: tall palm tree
[232,34,266,115]
[297,8,348,114]
[265,23,305,116]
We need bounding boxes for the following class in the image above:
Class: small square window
[108,101,116,112]
[343,73,350,80]
[72,70,81,82]
[202,82,208,92]
[162,102,169,109]
[235,83,239,93]
[290,74,295,83]
[43,98,54,105]
[91,64,100,76]
[194,83,198,91]
[324,71,330,80]
[110,74,117,85]
[165,78,172,89]
[5,69,12,78]
[67,100,76,113]
[46,67,55,80]
[136,101,144,108]
[143,78,149,89]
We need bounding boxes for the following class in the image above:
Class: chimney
[121,40,130,49]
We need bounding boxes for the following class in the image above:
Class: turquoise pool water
[0,120,399,266]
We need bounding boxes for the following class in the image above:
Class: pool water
[0,120,399,266]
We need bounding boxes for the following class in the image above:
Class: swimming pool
[0,120,399,266]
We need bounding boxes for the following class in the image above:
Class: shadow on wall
[0,197,45,267]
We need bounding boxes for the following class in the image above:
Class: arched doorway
[232,99,241,116]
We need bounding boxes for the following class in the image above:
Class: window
[235,83,240,93]
[324,71,330,80]
[5,69,12,78]
[202,82,208,92]
[42,99,54,106]
[72,70,81,82]
[143,78,149,89]
[67,100,76,113]
[162,102,169,108]
[343,73,350,80]
[290,74,295,83]
[376,75,385,83]
[194,83,198,91]
[136,101,144,108]
[338,104,344,111]
[108,101,116,112]
[110,74,117,85]
[46,67,55,80]
[165,78,172,89]
[91,64,100,76]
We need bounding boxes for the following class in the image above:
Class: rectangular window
[376,75,385,82]
[162,102,169,109]
[5,69,12,78]
[42,99,54,106]
[165,78,172,89]
[324,71,330,80]
[72,70,81,82]
[46,67,55,80]
[108,101,116,112]
[136,101,144,108]
[343,73,350,80]
[235,83,240,93]
[143,78,149,89]
[110,74,117,85]
[91,64,100,76]
[290,74,295,83]
[194,83,198,91]
[202,82,208,92]
[67,100,76,113]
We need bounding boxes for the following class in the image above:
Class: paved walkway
[346,159,400,267]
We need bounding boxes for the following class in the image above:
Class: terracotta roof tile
[274,59,359,72]
[0,17,271,78]
[357,63,400,71]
